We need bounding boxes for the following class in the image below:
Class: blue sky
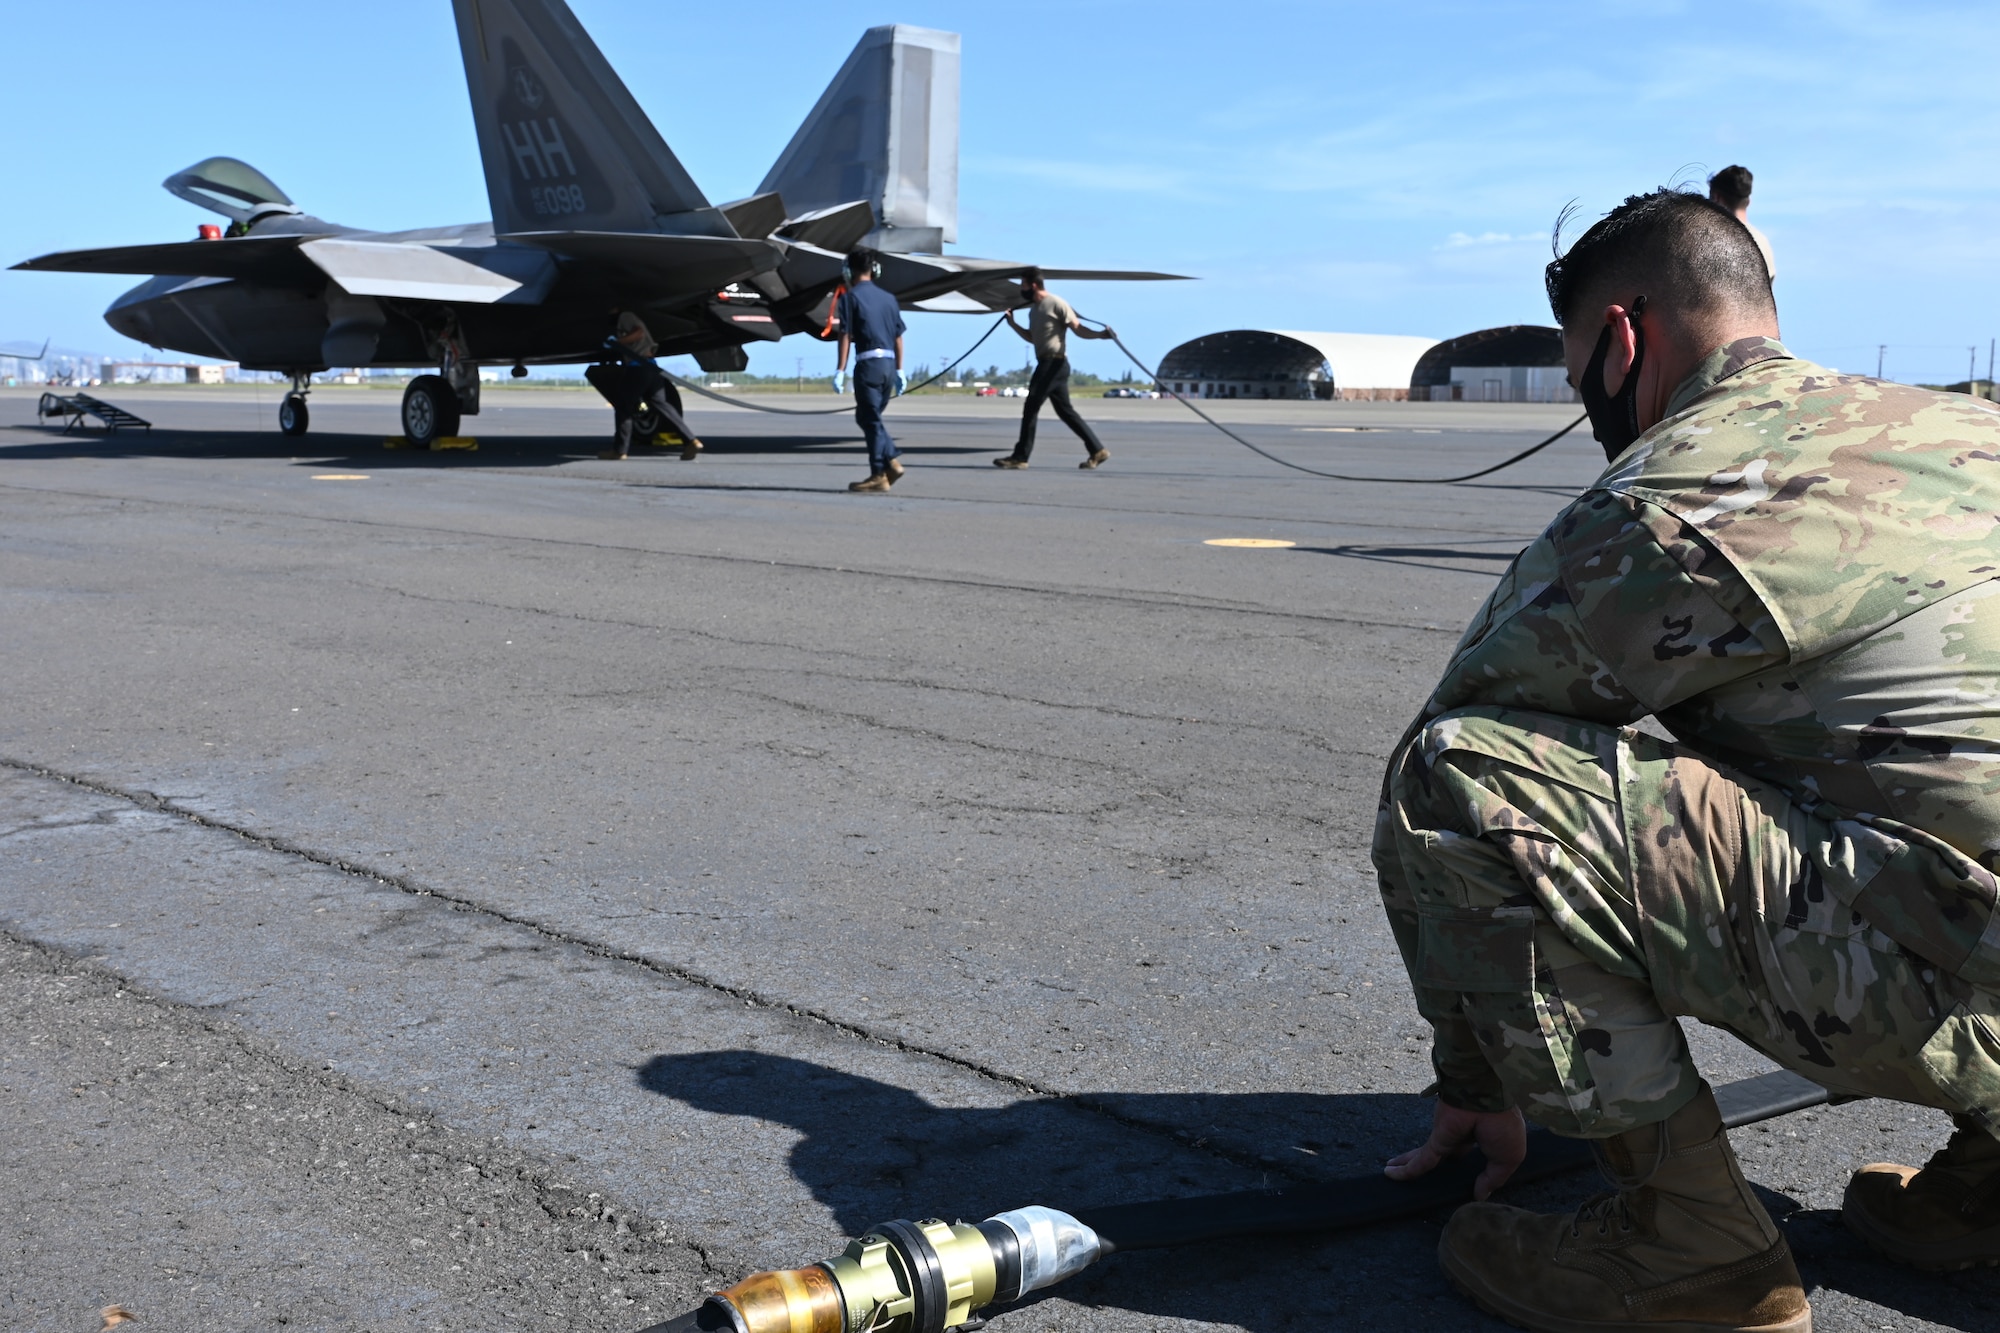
[3,0,1997,383]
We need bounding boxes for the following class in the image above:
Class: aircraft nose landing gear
[279,370,311,437]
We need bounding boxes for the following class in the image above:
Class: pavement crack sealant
[0,753,1330,1188]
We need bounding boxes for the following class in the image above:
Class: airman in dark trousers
[832,250,908,493]
[993,269,1114,471]
[591,310,702,461]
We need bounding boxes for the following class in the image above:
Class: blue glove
[895,369,909,397]
[832,370,846,393]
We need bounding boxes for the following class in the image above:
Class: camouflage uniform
[1374,337,2000,1138]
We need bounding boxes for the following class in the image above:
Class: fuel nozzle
[705,1207,1101,1333]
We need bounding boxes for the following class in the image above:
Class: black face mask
[1578,296,1647,459]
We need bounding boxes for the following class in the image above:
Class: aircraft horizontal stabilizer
[1040,269,1190,282]
[872,253,1189,309]
[299,239,557,305]
[10,236,320,284]
[504,230,778,298]
[718,193,788,242]
[767,241,1190,314]
[909,292,993,313]
[775,201,877,255]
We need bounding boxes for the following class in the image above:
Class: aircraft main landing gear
[279,371,311,437]
[401,374,462,448]
[631,377,685,439]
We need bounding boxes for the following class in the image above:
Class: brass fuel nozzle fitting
[708,1207,1100,1333]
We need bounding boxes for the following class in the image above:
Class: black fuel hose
[1072,1068,1832,1252]
[631,1068,1840,1333]
[1090,321,1588,484]
[665,315,1010,416]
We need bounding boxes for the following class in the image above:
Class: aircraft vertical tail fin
[757,25,959,253]
[451,0,728,237]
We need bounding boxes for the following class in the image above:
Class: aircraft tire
[633,403,663,437]
[278,394,310,437]
[401,375,461,447]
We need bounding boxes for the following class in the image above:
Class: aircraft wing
[12,234,562,306]
[298,238,557,305]
[9,235,321,284]
[503,230,779,298]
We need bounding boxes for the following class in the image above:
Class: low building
[1409,325,1573,403]
[1156,330,1439,402]
[103,361,231,385]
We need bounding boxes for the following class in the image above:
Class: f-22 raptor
[13,0,1180,445]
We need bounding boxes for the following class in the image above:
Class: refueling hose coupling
[705,1207,1101,1333]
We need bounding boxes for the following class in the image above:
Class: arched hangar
[1409,324,1573,403]
[1156,330,1439,401]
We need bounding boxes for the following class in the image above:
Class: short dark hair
[1708,165,1754,210]
[1020,267,1044,288]
[1544,188,1774,326]
[846,248,875,275]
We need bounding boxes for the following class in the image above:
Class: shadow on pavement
[636,1048,1492,1332]
[0,426,855,467]
[0,426,1001,469]
[1780,1208,1996,1332]
[635,1050,1997,1333]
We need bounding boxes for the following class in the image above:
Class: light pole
[1877,345,1887,379]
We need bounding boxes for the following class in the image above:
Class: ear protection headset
[841,254,881,284]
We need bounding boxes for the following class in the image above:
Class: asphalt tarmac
[2,383,1993,1333]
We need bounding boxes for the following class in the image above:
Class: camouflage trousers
[1377,706,2000,1138]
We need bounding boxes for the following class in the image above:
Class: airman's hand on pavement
[1384,1100,1527,1201]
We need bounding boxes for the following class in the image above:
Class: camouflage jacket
[1388,336,2000,1098]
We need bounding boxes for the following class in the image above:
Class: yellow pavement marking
[1203,538,1296,548]
[311,474,370,480]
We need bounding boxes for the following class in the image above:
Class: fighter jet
[12,1,1181,445]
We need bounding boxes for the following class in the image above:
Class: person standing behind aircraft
[993,270,1114,471]
[1708,165,1775,283]
[832,249,908,494]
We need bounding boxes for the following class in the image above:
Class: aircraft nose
[104,300,151,342]
[105,281,160,341]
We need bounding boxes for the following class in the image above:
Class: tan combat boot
[1844,1113,2000,1271]
[1440,1082,1810,1333]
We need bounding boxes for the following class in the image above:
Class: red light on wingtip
[198,224,221,240]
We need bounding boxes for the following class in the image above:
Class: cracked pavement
[1,386,1991,1332]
